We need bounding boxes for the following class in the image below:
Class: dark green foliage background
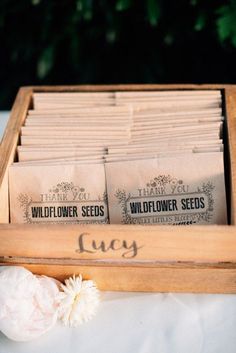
[1,0,236,109]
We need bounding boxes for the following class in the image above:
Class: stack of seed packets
[9,90,227,225]
[10,102,132,224]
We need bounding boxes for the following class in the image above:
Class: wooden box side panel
[30,83,230,92]
[0,87,32,223]
[1,224,236,293]
[2,224,236,263]
[2,263,236,294]
[225,88,236,224]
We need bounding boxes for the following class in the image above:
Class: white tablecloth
[0,112,235,353]
[0,112,9,142]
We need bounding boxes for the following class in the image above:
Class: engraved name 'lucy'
[76,233,143,258]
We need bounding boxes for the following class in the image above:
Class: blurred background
[1,0,236,109]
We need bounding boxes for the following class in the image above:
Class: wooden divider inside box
[1,84,236,293]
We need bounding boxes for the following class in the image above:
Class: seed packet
[105,152,227,225]
[9,163,108,224]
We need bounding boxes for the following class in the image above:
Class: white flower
[57,275,100,327]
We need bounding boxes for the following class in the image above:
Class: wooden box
[1,84,236,294]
